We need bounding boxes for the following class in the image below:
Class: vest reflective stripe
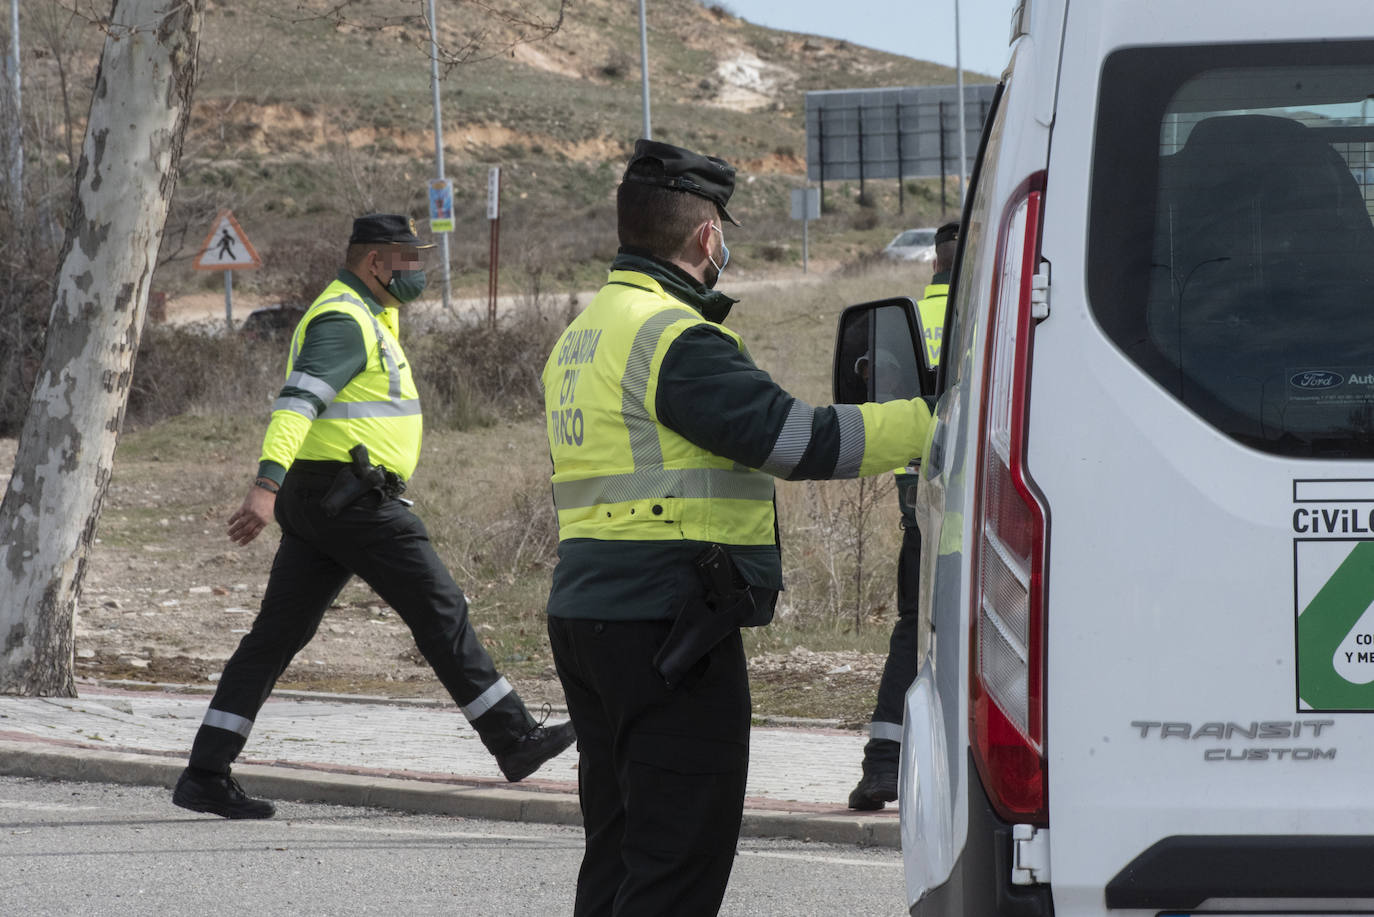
[833,403,867,478]
[621,306,699,469]
[553,465,776,509]
[759,399,817,478]
[319,398,422,420]
[203,707,254,739]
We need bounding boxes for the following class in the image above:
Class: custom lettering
[1203,747,1336,762]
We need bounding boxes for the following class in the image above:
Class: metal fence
[805,83,996,213]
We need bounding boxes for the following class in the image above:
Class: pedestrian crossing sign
[194,210,263,270]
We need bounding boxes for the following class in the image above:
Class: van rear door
[1032,5,1374,914]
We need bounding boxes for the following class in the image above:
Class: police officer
[541,141,935,916]
[173,214,575,819]
[848,219,957,811]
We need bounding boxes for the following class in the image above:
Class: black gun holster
[320,444,404,517]
[652,544,756,689]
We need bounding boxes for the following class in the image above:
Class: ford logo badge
[1290,371,1345,389]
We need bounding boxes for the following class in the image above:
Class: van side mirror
[832,297,933,404]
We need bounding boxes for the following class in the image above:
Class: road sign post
[790,187,821,274]
[193,210,263,328]
[487,166,501,327]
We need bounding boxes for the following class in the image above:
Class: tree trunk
[0,0,204,696]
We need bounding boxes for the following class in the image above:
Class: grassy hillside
[153,0,987,297]
[9,0,993,301]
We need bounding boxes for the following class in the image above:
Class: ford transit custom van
[835,2,1374,914]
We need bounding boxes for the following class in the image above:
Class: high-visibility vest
[279,280,423,480]
[542,270,777,545]
[916,282,948,368]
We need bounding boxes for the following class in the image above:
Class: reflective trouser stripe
[553,465,775,509]
[869,721,903,743]
[203,708,255,739]
[461,676,513,721]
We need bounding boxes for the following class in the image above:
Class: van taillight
[971,174,1048,825]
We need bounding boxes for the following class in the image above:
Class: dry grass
[105,257,931,711]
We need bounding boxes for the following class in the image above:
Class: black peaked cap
[349,213,436,249]
[621,139,741,226]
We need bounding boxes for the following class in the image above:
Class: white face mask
[706,224,730,288]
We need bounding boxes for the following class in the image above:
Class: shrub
[127,325,284,427]
[849,208,880,231]
[0,230,58,436]
[408,303,565,430]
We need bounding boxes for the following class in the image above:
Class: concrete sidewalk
[0,685,899,848]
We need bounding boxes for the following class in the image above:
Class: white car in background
[834,0,1374,914]
[882,227,938,263]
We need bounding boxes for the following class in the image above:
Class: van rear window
[1089,43,1374,457]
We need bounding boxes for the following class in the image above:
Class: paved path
[0,685,899,847]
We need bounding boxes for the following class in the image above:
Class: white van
[834,2,1374,914]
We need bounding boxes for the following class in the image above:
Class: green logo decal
[1297,539,1374,710]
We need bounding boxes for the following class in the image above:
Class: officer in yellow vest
[541,141,934,917]
[848,219,957,810]
[173,214,574,820]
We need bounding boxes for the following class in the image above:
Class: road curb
[0,740,898,848]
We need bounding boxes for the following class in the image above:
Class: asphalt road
[0,776,906,916]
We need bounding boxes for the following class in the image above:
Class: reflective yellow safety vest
[542,270,777,545]
[916,282,948,368]
[280,280,423,480]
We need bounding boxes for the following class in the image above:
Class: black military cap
[349,213,436,249]
[622,139,741,226]
[935,221,960,245]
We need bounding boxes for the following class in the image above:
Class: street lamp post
[954,0,968,207]
[426,0,452,313]
[6,0,21,220]
[639,0,652,139]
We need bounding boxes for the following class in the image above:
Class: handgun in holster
[652,544,756,689]
[320,444,390,517]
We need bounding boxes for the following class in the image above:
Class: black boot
[495,719,577,782]
[847,770,898,811]
[173,767,276,819]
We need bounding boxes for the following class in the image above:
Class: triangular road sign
[194,210,263,270]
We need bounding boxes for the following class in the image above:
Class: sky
[716,0,1014,79]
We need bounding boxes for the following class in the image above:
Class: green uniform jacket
[542,250,934,623]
